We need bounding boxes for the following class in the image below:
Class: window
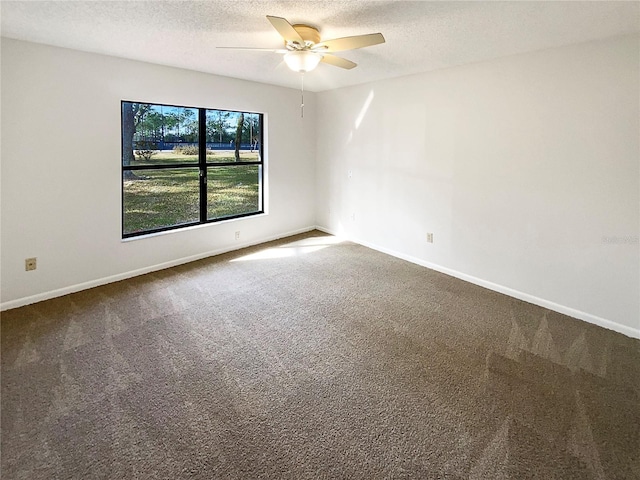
[121,101,264,238]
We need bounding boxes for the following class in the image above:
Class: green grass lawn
[129,149,259,166]
[123,164,260,235]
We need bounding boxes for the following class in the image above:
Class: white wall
[316,34,640,338]
[1,38,316,307]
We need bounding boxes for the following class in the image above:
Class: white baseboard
[315,225,640,340]
[5,224,639,340]
[0,226,317,312]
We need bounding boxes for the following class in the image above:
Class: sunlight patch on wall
[355,90,374,130]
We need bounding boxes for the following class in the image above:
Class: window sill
[121,212,268,243]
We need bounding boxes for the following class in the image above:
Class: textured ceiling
[1,1,638,92]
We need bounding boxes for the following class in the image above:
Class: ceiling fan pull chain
[301,72,305,118]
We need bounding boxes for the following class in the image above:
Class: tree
[165,111,181,141]
[139,111,164,143]
[208,110,230,143]
[122,102,151,178]
[245,114,260,152]
[234,112,244,162]
[122,102,136,168]
[182,109,197,143]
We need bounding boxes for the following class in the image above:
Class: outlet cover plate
[25,257,37,271]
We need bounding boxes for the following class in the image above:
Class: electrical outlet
[25,257,37,271]
[351,213,356,221]
[348,170,353,179]
[426,233,434,243]
[235,231,240,240]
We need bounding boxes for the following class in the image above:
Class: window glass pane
[207,165,260,220]
[205,110,260,163]
[122,102,199,167]
[123,168,199,235]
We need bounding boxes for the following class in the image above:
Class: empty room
[1,1,639,478]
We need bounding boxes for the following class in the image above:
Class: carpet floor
[2,231,639,479]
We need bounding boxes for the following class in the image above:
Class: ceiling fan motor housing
[290,24,321,47]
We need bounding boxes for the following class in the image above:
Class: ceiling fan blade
[321,54,357,70]
[316,33,385,52]
[266,15,304,44]
[217,47,288,53]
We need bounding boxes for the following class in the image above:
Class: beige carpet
[2,231,639,479]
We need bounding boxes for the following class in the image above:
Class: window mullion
[198,108,207,223]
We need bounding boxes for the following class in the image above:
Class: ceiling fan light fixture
[284,50,323,73]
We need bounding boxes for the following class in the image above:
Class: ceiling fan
[218,15,385,73]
